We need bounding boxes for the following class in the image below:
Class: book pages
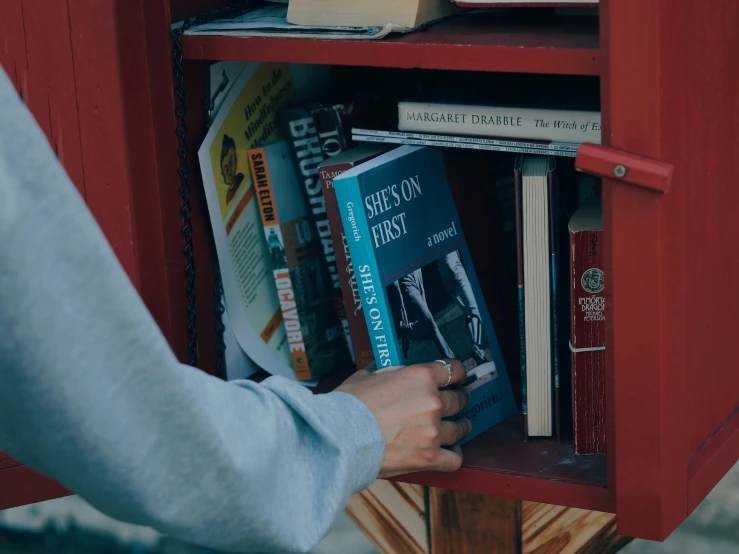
[522,157,552,436]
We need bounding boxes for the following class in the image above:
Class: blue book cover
[334,145,518,444]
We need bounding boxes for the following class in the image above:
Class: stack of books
[197,45,606,451]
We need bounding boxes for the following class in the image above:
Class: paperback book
[249,141,351,380]
[514,155,561,440]
[278,104,355,362]
[394,73,601,145]
[197,61,331,382]
[318,144,394,370]
[278,92,396,367]
[352,127,579,157]
[334,145,518,443]
[398,100,601,144]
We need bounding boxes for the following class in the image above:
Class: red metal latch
[575,143,674,194]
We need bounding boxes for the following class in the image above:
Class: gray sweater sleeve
[0,69,384,553]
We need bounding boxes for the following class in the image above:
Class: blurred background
[0,497,378,554]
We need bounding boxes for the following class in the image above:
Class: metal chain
[170,2,254,371]
[171,22,198,367]
[203,95,229,381]
[212,263,228,379]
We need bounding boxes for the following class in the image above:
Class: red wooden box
[2,0,738,543]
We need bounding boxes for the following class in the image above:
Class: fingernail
[452,445,463,456]
[463,418,472,435]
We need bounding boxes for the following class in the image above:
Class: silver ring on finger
[436,359,453,388]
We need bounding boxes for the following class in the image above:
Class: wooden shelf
[181,11,600,76]
[395,415,613,513]
[307,360,611,512]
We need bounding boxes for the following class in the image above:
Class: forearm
[0,68,383,553]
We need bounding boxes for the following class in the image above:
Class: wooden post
[430,488,522,554]
[347,484,631,554]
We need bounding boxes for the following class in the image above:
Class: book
[568,195,606,454]
[278,93,398,366]
[398,100,601,144]
[334,145,518,444]
[197,62,331,383]
[286,0,459,29]
[514,155,559,439]
[249,141,352,380]
[319,144,395,370]
[278,104,356,363]
[352,128,580,157]
[182,4,425,41]
[311,102,355,157]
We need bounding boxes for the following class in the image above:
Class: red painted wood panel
[0,0,26,94]
[144,0,195,363]
[604,0,739,540]
[0,0,156,510]
[1,0,140,283]
[689,406,739,513]
[1,0,86,197]
[0,452,20,471]
[0,466,70,511]
[401,469,614,515]
[597,2,617,501]
[668,2,739,465]
[141,0,219,366]
[111,0,175,341]
[180,11,600,76]
[660,0,739,515]
[66,0,139,283]
[604,0,687,540]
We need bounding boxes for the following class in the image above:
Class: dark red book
[568,196,606,454]
[318,144,393,370]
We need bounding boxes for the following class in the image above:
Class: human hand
[336,359,471,478]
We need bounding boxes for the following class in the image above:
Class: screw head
[613,164,627,178]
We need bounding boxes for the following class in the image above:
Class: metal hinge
[575,143,675,194]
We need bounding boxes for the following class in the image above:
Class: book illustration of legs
[389,269,456,361]
[437,251,487,366]
[466,315,485,364]
[385,252,499,390]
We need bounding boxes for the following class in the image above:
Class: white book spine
[398,101,602,144]
[352,132,577,158]
[353,127,580,152]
